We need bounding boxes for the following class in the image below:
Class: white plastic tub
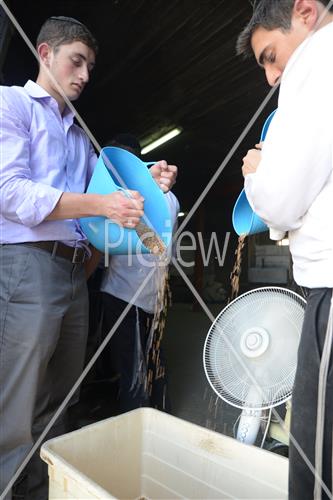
[41,408,288,499]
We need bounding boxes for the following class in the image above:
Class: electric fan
[203,287,306,445]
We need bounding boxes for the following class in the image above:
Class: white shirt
[100,192,179,313]
[245,22,333,288]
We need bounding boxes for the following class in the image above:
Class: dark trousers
[0,245,88,500]
[100,293,170,413]
[289,288,333,499]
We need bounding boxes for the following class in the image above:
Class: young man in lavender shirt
[0,16,177,499]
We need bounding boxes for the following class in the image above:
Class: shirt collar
[281,22,333,85]
[24,80,52,99]
[24,80,75,123]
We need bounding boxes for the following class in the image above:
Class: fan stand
[236,386,262,445]
[236,328,269,445]
[237,407,263,444]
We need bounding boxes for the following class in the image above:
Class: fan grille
[203,287,306,410]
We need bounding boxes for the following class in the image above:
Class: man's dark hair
[107,133,142,157]
[36,16,98,55]
[237,0,333,58]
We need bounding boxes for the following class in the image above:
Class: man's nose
[265,67,281,87]
[79,65,89,83]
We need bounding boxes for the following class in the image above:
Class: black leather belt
[19,241,87,264]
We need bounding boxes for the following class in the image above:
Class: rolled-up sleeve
[0,89,63,227]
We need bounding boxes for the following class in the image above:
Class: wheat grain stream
[136,222,170,408]
[229,235,247,302]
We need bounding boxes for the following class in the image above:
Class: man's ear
[293,0,319,30]
[37,42,52,67]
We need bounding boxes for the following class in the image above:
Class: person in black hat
[98,134,179,414]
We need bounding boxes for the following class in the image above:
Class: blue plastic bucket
[232,110,277,236]
[80,147,172,254]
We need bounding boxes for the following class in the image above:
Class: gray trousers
[0,244,89,500]
[289,288,333,500]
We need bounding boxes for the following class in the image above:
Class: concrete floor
[70,300,240,439]
[164,302,240,436]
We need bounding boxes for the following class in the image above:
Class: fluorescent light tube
[141,128,182,155]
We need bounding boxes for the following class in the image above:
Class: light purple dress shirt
[0,80,97,246]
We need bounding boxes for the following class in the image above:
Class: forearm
[46,190,144,228]
[46,192,104,221]
[245,107,332,231]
